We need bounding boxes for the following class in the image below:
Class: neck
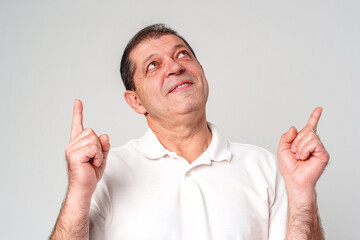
[146,110,212,164]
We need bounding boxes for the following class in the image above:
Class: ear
[124,90,147,114]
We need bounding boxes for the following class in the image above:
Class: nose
[167,59,184,77]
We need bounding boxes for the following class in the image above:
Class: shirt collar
[137,128,169,159]
[206,122,232,162]
[137,122,232,162]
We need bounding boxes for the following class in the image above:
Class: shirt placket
[181,163,212,239]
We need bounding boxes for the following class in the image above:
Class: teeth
[175,83,189,89]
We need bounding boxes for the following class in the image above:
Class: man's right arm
[277,107,329,240]
[50,100,110,240]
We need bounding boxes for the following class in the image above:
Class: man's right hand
[50,100,109,239]
[65,99,110,199]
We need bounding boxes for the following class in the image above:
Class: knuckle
[90,134,100,142]
[302,126,311,133]
[84,128,95,135]
[315,138,322,145]
[309,128,317,136]
[88,144,100,155]
[65,147,70,155]
[309,135,320,145]
[98,152,104,162]
[86,144,96,154]
[291,138,299,146]
[64,145,73,156]
[87,136,100,148]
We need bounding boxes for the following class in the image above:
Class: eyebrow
[141,43,188,72]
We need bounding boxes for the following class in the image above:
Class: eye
[147,61,158,71]
[178,50,189,58]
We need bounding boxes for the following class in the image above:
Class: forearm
[50,191,91,240]
[285,188,324,240]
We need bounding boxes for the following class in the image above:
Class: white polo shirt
[89,123,288,240]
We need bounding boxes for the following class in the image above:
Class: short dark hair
[120,23,197,90]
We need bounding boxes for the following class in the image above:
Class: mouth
[169,81,193,93]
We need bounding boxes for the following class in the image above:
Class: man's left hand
[277,107,330,193]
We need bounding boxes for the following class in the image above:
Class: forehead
[130,34,187,65]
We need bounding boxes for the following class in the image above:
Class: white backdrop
[1,0,359,239]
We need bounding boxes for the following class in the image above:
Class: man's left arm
[277,107,330,240]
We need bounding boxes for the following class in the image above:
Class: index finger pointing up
[306,107,323,132]
[70,99,84,141]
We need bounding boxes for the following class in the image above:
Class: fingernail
[291,145,296,152]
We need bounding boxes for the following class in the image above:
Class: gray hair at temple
[120,23,198,91]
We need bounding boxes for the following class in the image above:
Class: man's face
[128,34,209,120]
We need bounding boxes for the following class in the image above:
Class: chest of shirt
[103,158,272,240]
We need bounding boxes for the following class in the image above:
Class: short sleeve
[89,201,105,240]
[89,172,111,240]
[268,165,288,240]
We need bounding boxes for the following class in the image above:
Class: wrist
[286,184,317,207]
[65,187,92,213]
[67,180,95,199]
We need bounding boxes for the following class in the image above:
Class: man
[51,24,329,239]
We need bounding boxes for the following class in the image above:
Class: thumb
[99,134,110,160]
[278,126,297,153]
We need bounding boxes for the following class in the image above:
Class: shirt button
[185,171,192,177]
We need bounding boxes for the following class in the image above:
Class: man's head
[121,24,209,123]
[120,24,197,91]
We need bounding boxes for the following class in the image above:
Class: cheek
[142,82,160,97]
[137,83,162,107]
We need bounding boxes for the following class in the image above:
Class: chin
[175,99,206,115]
